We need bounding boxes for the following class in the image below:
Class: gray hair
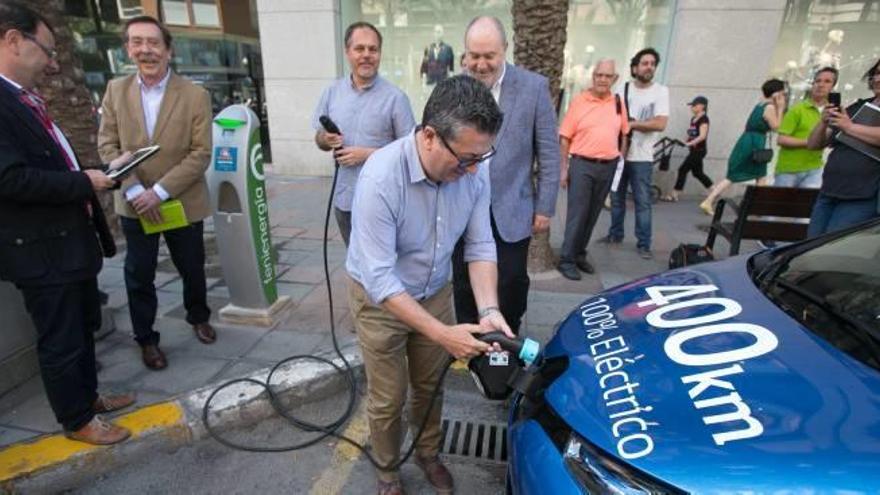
[593,58,617,74]
[422,75,503,140]
[464,16,507,48]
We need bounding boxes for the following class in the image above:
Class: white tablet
[106,145,160,180]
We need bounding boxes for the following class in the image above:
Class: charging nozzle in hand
[319,115,344,152]
[319,115,341,135]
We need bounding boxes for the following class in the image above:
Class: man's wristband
[478,306,500,319]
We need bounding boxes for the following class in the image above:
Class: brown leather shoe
[65,416,131,445]
[93,393,136,414]
[141,343,167,370]
[192,322,216,344]
[414,454,453,494]
[377,479,406,495]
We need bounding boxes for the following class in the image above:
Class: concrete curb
[1,350,363,494]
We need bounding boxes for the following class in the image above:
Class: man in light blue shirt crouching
[346,75,513,495]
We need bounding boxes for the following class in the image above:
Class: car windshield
[755,221,880,371]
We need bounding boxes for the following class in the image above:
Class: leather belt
[572,154,619,165]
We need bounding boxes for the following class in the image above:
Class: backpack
[668,243,714,269]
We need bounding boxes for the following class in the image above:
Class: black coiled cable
[201,160,453,471]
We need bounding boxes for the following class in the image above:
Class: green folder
[139,199,189,234]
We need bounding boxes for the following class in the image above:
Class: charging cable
[201,116,451,472]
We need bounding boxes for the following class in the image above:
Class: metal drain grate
[440,418,508,462]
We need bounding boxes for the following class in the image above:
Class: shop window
[340,0,514,118]
[561,0,674,114]
[769,0,880,104]
[339,0,673,118]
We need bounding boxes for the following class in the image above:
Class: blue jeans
[808,192,879,237]
[609,161,652,249]
[774,169,822,189]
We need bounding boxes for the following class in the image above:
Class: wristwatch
[478,306,500,319]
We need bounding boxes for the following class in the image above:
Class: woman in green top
[700,79,787,215]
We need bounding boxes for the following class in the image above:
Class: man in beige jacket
[98,15,215,370]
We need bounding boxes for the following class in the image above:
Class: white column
[663,0,786,193]
[256,0,342,176]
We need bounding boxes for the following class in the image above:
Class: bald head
[463,16,507,89]
[591,58,618,96]
[465,16,507,48]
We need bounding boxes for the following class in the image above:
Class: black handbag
[751,148,773,163]
[751,132,773,163]
[668,243,714,269]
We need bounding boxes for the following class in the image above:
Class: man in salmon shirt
[557,59,630,280]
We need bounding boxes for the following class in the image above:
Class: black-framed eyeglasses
[433,128,496,170]
[21,32,58,60]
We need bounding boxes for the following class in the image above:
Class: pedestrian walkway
[0,175,755,450]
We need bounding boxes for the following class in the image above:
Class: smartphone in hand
[828,92,842,108]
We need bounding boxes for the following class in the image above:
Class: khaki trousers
[348,279,452,481]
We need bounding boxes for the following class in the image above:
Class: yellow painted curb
[0,401,184,483]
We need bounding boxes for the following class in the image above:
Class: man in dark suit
[453,16,560,334]
[0,1,134,445]
[420,24,454,85]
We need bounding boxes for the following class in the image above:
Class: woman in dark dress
[806,58,880,236]
[700,79,786,215]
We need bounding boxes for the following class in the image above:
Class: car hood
[542,255,880,492]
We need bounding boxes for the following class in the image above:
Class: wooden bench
[706,185,819,256]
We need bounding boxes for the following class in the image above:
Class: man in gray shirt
[312,21,415,245]
[347,76,512,495]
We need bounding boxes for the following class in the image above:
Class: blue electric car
[508,219,880,493]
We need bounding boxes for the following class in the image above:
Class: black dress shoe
[141,344,167,370]
[192,322,216,344]
[557,263,581,281]
[575,258,595,274]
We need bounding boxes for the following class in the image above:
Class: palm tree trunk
[512,0,569,272]
[24,0,120,238]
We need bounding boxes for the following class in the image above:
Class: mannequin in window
[420,24,454,86]
[802,29,844,77]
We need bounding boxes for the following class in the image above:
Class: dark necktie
[19,88,92,215]
[19,89,77,172]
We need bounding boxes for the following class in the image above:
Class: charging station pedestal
[208,105,291,326]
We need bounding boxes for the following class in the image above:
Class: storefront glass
[340,0,513,117]
[561,0,674,113]
[769,0,880,105]
[340,0,674,117]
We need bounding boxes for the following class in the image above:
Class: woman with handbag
[699,79,786,215]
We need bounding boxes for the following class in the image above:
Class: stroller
[604,137,683,209]
[652,137,686,203]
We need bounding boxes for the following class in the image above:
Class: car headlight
[563,431,687,494]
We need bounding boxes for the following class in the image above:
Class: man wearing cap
[775,67,837,189]
[667,95,712,201]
